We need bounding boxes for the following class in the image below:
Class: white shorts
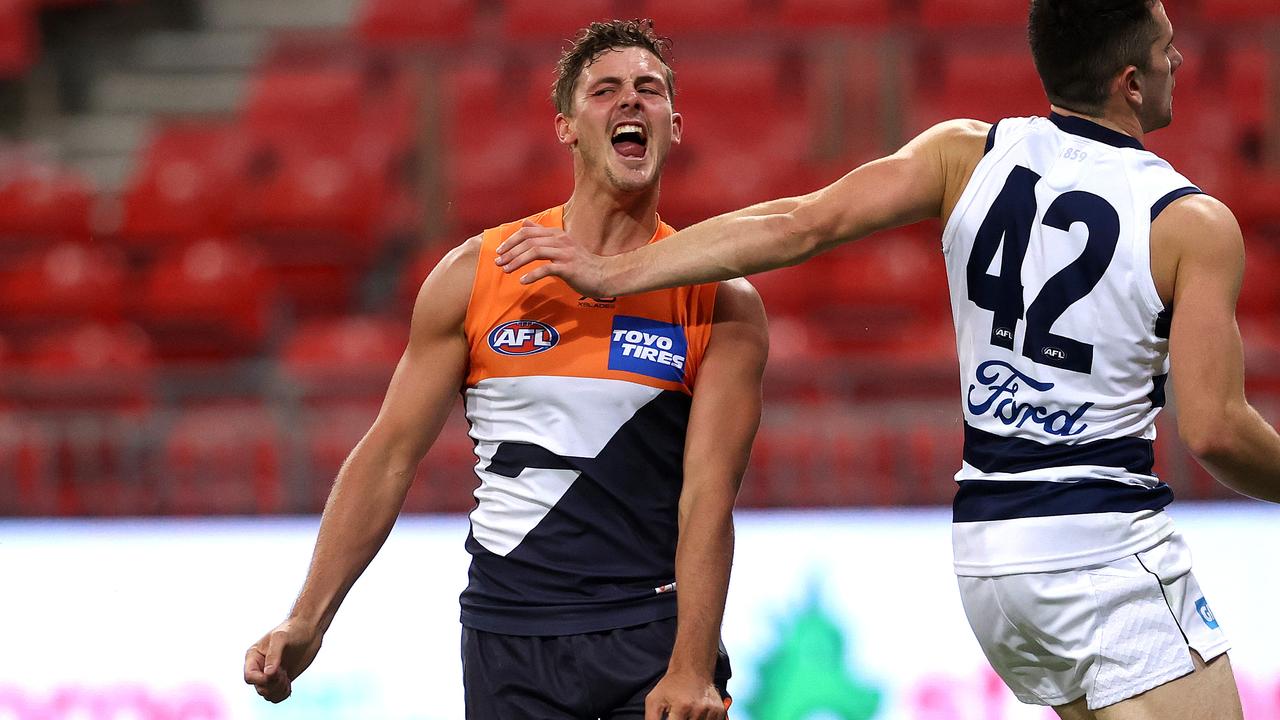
[956,532,1231,710]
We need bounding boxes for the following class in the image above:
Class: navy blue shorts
[461,617,732,719]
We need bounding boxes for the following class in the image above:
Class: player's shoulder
[926,118,992,141]
[431,235,483,279]
[411,235,482,314]
[915,118,992,156]
[713,278,767,326]
[1153,193,1243,251]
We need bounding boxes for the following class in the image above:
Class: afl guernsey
[459,206,718,635]
[944,114,1201,576]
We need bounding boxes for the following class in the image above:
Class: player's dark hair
[553,19,675,116]
[1028,0,1160,114]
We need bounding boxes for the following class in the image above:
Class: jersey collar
[1049,112,1145,151]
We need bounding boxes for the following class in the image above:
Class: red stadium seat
[639,0,758,33]
[1224,45,1272,131]
[234,140,379,242]
[231,140,391,317]
[119,121,248,247]
[778,0,893,29]
[356,0,474,44]
[236,57,418,260]
[163,403,284,514]
[244,64,364,145]
[0,160,94,240]
[136,237,277,361]
[1239,239,1280,320]
[442,62,551,229]
[0,0,36,78]
[1200,0,1280,23]
[279,315,407,405]
[917,0,1028,28]
[397,240,452,314]
[21,322,155,412]
[238,55,421,268]
[0,242,126,338]
[500,0,611,39]
[910,45,1045,132]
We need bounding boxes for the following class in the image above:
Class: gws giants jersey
[459,206,718,634]
[944,114,1201,576]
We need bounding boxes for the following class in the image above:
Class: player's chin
[609,166,658,193]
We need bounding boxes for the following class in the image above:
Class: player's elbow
[1178,409,1241,464]
[782,197,842,263]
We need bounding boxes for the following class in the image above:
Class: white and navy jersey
[944,114,1200,576]
[458,206,718,635]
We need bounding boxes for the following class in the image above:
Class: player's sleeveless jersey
[459,206,718,635]
[944,114,1200,576]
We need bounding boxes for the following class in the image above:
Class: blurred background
[1,1,1279,719]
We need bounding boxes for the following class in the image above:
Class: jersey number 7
[965,165,1121,375]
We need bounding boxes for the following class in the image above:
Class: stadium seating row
[5,38,1276,254]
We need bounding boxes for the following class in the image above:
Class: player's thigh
[461,627,586,720]
[1093,652,1242,720]
[604,619,732,720]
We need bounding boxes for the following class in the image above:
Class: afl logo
[488,320,559,356]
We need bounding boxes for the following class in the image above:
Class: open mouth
[611,122,648,159]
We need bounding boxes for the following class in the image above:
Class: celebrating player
[244,20,767,720]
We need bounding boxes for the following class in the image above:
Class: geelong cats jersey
[944,115,1200,576]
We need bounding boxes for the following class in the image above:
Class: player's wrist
[595,253,626,297]
[664,653,716,682]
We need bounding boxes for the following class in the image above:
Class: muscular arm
[497,120,988,297]
[244,237,479,702]
[1155,197,1280,502]
[646,279,768,720]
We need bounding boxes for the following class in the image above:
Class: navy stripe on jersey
[985,121,1001,154]
[487,443,580,477]
[964,422,1155,476]
[1049,112,1145,150]
[1151,186,1203,221]
[1149,373,1169,408]
[461,390,691,635]
[1155,308,1173,339]
[953,478,1174,522]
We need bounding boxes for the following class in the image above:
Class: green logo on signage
[743,590,883,720]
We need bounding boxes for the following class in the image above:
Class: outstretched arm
[646,279,768,720]
[496,120,988,297]
[1157,196,1280,502]
[243,237,478,702]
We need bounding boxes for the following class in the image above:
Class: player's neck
[561,184,662,256]
[1050,104,1145,145]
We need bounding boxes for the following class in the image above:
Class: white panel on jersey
[953,461,1160,487]
[953,509,1175,576]
[464,376,664,557]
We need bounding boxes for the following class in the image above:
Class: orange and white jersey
[458,206,718,636]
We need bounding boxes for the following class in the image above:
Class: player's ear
[669,111,683,145]
[556,112,577,148]
[1118,65,1143,108]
